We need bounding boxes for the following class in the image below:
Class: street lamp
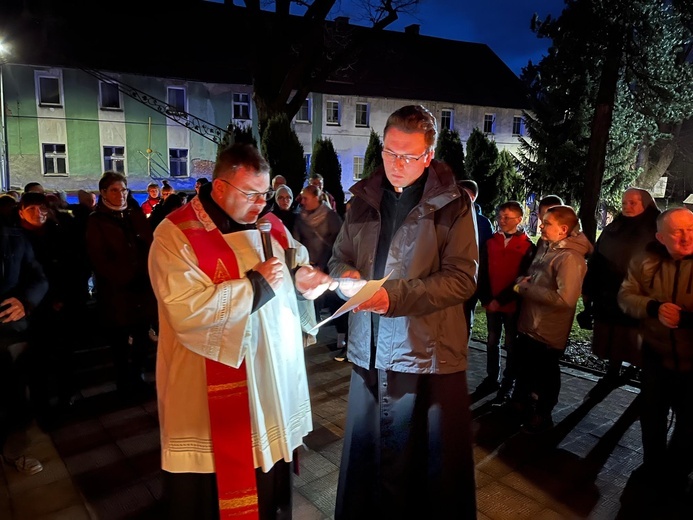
[0,40,9,192]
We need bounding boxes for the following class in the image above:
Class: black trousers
[640,346,693,480]
[513,333,563,416]
[163,459,293,520]
[336,366,476,519]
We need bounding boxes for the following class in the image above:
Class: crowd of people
[1,103,692,518]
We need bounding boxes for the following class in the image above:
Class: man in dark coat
[87,172,157,397]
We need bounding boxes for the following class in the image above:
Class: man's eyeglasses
[107,188,129,194]
[218,178,274,203]
[381,149,430,165]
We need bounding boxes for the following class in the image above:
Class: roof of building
[1,1,530,110]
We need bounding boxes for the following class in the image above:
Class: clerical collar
[381,170,428,195]
[198,182,259,234]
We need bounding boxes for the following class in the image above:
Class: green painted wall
[64,69,100,177]
[5,65,40,183]
[122,74,168,181]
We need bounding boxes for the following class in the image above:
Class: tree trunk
[579,39,622,243]
[634,122,681,190]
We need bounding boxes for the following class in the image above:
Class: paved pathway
[1,328,691,519]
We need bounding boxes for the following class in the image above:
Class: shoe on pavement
[489,392,511,408]
[521,414,554,435]
[10,455,43,475]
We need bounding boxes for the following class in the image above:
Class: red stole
[167,202,287,518]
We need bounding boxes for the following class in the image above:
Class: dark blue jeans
[486,310,519,383]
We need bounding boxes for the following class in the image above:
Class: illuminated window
[170,148,188,177]
[483,114,496,134]
[42,143,67,175]
[326,101,340,125]
[441,109,453,130]
[167,87,186,115]
[296,99,311,122]
[513,116,525,136]
[233,93,251,120]
[355,103,369,127]
[104,146,125,173]
[353,156,364,180]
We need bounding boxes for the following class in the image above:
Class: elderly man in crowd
[618,207,693,501]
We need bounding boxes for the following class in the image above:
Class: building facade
[1,63,527,196]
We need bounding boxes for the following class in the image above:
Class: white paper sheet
[308,271,392,335]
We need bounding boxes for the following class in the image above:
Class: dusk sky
[224,1,568,76]
[337,0,568,76]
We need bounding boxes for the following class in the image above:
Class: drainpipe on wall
[0,62,8,192]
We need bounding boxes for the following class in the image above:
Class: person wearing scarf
[86,172,157,397]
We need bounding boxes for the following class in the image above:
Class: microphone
[257,219,274,261]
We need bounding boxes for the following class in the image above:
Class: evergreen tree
[362,129,383,180]
[310,137,345,215]
[465,128,499,216]
[434,128,466,179]
[233,123,257,147]
[519,0,693,240]
[260,114,305,199]
[492,150,524,211]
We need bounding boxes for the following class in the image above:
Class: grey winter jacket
[517,232,593,349]
[328,161,478,374]
[618,242,693,371]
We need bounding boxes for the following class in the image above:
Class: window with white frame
[42,143,67,175]
[296,99,311,122]
[233,93,251,120]
[512,116,525,136]
[326,101,340,125]
[38,75,62,106]
[104,146,125,173]
[100,81,122,110]
[169,148,189,177]
[167,87,186,114]
[355,103,369,127]
[441,109,453,130]
[483,113,496,134]
[353,156,364,180]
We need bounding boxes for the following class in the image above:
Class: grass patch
[470,299,592,344]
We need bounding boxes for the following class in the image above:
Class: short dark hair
[213,143,269,179]
[99,171,127,192]
[196,177,209,185]
[457,179,479,198]
[384,105,438,149]
[498,201,524,216]
[23,182,44,194]
[19,191,48,209]
[538,194,564,210]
